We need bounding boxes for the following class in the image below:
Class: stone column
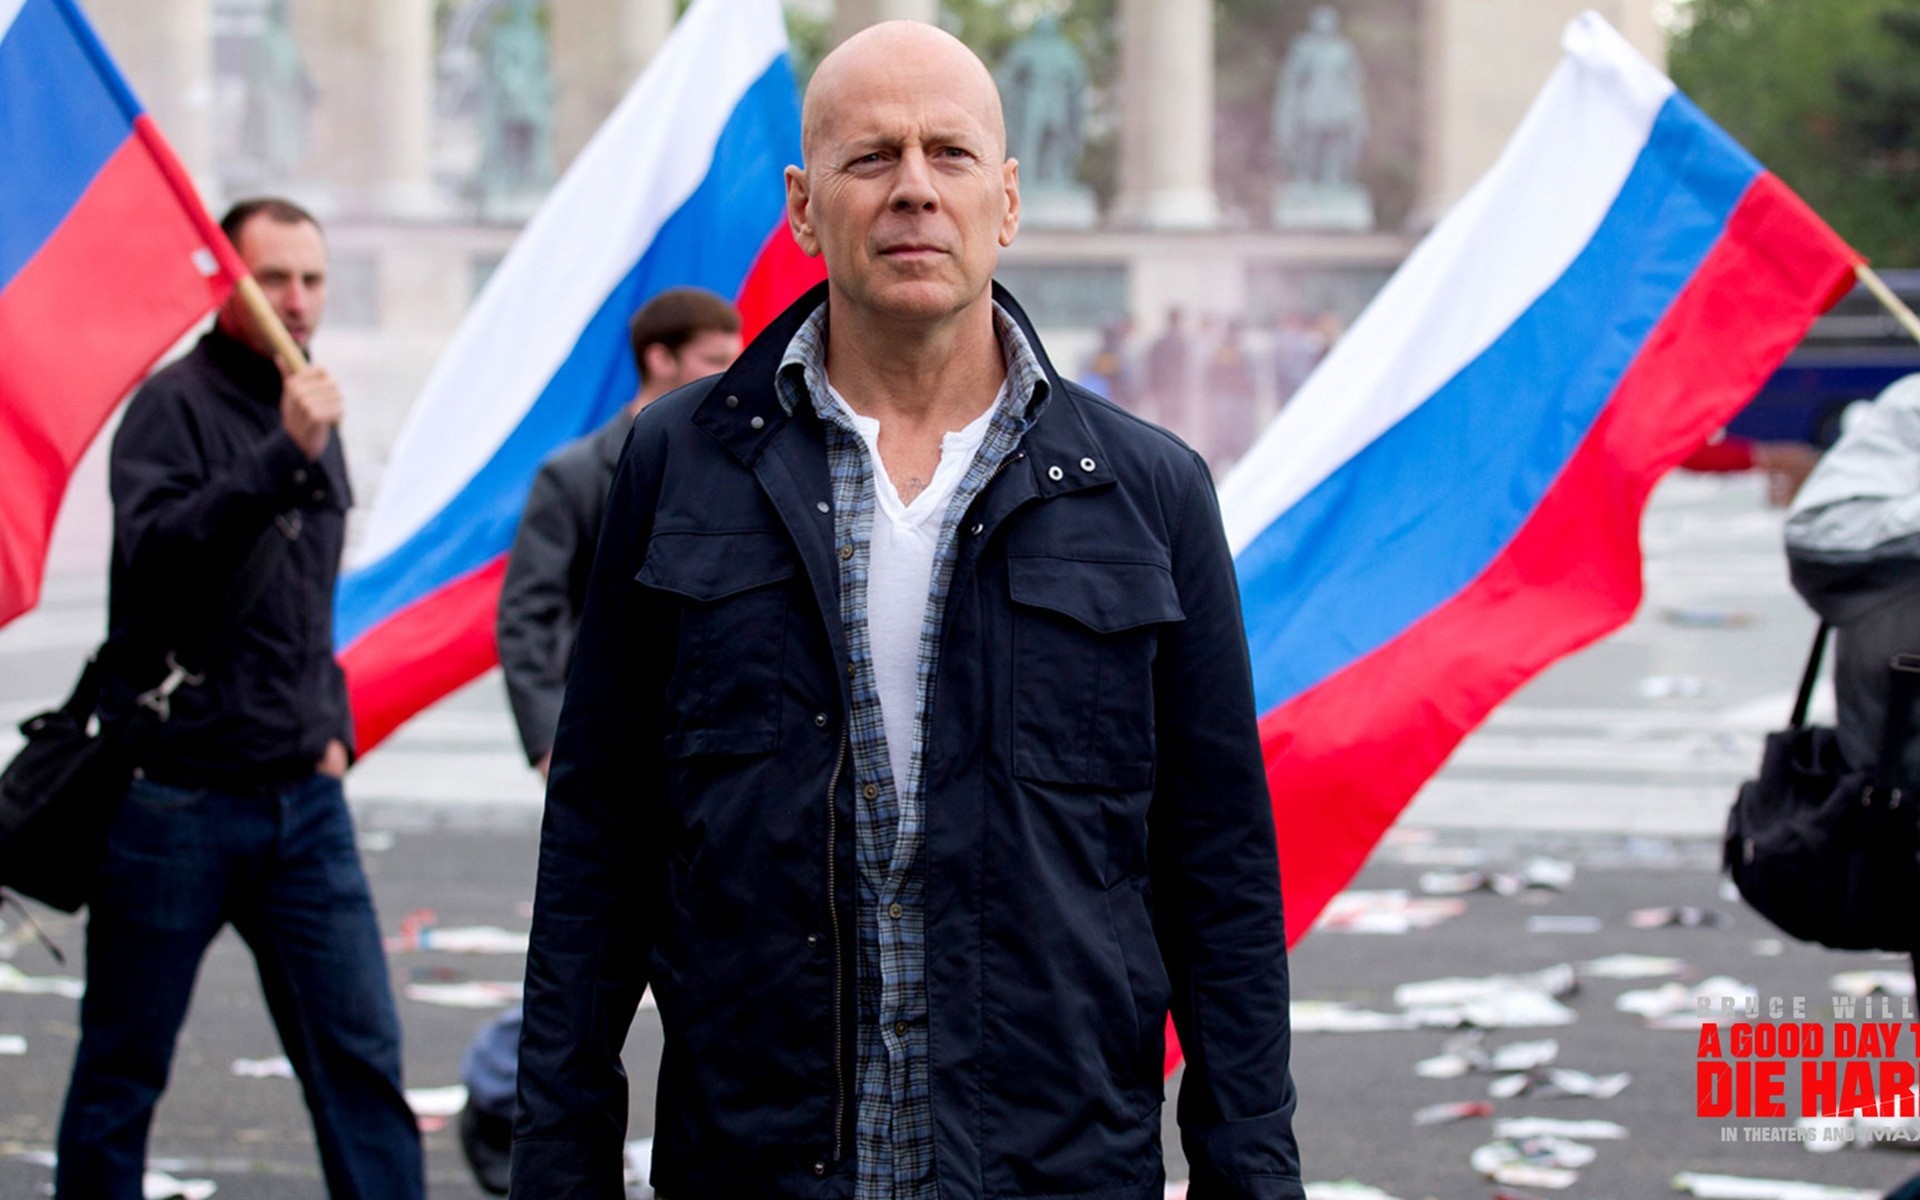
[296,0,436,217]
[86,0,216,196]
[1112,0,1217,229]
[1415,0,1666,228]
[550,0,677,172]
[831,0,940,47]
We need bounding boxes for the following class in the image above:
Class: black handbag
[0,517,296,913]
[1725,622,1920,953]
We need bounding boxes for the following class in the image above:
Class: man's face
[651,328,742,392]
[786,54,1019,328]
[221,216,328,356]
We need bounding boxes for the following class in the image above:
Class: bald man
[514,22,1303,1200]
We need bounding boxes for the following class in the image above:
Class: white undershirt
[826,378,1002,799]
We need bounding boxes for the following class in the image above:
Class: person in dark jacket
[457,288,740,1195]
[513,22,1303,1200]
[55,199,423,1199]
[498,287,743,779]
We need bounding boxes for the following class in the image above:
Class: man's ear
[643,341,679,386]
[1000,157,1020,248]
[785,165,821,257]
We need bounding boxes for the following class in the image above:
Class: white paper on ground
[406,1084,469,1117]
[1670,1171,1879,1200]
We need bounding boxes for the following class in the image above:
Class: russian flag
[337,0,822,752]
[1222,13,1860,945]
[0,0,244,629]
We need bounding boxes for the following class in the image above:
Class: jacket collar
[692,280,1112,500]
[200,327,283,402]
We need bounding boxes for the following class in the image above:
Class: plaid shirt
[778,303,1047,1200]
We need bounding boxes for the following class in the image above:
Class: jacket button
[1080,457,1097,472]
[817,501,830,514]
[806,933,819,948]
[750,415,766,430]
[863,783,879,801]
[814,712,828,728]
[887,902,903,919]
[292,468,308,485]
[969,523,983,536]
[813,1161,826,1176]
[725,394,740,409]
[1047,465,1064,482]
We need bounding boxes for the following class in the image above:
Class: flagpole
[1856,263,1920,347]
[234,276,310,373]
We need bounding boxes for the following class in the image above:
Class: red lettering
[1697,1024,1723,1059]
[1698,1062,1732,1117]
[1803,1061,1837,1117]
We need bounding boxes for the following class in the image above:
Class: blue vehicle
[1726,270,1920,448]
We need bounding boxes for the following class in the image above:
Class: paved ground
[3,468,1912,1197]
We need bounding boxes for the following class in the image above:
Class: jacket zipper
[825,727,849,1160]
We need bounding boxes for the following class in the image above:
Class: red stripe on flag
[0,128,235,628]
[341,556,507,754]
[1260,173,1858,949]
[734,222,825,343]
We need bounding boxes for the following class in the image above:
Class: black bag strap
[1875,652,1920,791]
[1788,622,1831,730]
[106,510,301,724]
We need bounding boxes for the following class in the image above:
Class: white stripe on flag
[0,0,30,45]
[355,0,790,567]
[1219,13,1675,555]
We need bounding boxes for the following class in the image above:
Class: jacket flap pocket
[638,531,797,602]
[1007,557,1184,634]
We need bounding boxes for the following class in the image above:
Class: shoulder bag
[1725,621,1920,953]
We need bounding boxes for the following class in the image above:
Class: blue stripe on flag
[0,0,140,294]
[335,56,802,649]
[1235,94,1761,716]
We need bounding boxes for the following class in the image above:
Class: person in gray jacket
[497,287,742,777]
[457,288,740,1194]
[1784,373,1920,782]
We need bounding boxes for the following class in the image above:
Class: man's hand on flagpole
[279,357,343,462]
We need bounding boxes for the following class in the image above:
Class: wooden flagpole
[232,275,310,373]
[1856,262,1920,347]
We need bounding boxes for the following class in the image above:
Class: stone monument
[479,0,555,217]
[238,0,316,184]
[997,15,1097,229]
[1272,4,1373,231]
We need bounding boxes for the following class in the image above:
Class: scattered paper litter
[1489,1068,1629,1100]
[403,981,522,1009]
[230,1056,293,1079]
[1413,1100,1494,1125]
[1494,1118,1627,1140]
[1616,976,1757,1028]
[1670,1171,1878,1199]
[143,1171,217,1200]
[1314,890,1467,934]
[1417,859,1574,899]
[1830,970,1914,999]
[1629,905,1730,929]
[1416,1033,1558,1079]
[359,829,396,853]
[1303,1182,1404,1200]
[1397,964,1576,1007]
[1526,915,1602,934]
[1396,965,1577,1029]
[0,961,83,999]
[1581,953,1687,980]
[1291,1000,1417,1033]
[385,918,529,955]
[1638,674,1717,700]
[1751,938,1787,958]
[0,1034,25,1055]
[406,1084,469,1117]
[1470,1136,1595,1189]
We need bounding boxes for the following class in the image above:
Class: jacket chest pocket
[637,531,795,758]
[1006,556,1184,789]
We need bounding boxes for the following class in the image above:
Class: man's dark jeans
[55,772,423,1199]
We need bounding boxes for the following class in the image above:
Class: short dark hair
[219,197,322,246]
[629,288,741,383]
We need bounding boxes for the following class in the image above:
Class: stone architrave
[997,15,1096,229]
[1271,5,1373,231]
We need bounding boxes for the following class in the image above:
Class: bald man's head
[801,21,1006,165]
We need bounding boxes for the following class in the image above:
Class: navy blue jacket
[513,285,1303,1200]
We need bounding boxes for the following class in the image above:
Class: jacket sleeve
[1785,375,1920,623]
[1151,452,1304,1200]
[110,374,312,599]
[512,422,664,1198]
[498,458,583,765]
